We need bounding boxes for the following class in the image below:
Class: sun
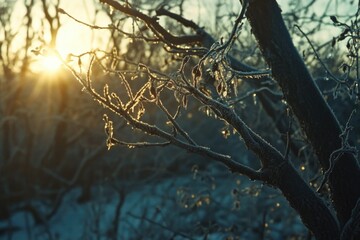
[38,55,63,72]
[30,46,65,74]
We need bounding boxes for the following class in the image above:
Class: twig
[317,110,358,193]
[295,24,347,85]
[229,87,282,105]
[157,99,197,145]
[99,0,202,46]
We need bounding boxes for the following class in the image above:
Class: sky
[1,0,356,74]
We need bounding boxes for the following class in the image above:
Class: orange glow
[37,54,63,73]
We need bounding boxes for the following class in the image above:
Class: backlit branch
[99,0,202,46]
[60,51,262,180]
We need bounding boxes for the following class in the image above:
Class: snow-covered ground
[1,167,307,240]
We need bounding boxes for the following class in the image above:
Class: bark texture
[245,0,360,228]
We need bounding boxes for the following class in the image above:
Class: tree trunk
[245,0,360,228]
[274,162,340,240]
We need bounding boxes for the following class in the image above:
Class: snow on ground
[0,167,307,239]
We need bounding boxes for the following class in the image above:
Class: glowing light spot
[38,55,62,72]
[300,165,306,171]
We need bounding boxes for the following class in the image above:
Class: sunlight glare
[38,55,62,72]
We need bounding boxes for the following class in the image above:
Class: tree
[43,0,360,239]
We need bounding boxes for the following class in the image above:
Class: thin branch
[111,138,171,149]
[99,0,202,46]
[295,24,347,85]
[222,63,271,79]
[157,99,197,145]
[60,53,261,180]
[317,110,358,192]
[58,7,160,42]
[155,5,199,30]
[229,87,282,105]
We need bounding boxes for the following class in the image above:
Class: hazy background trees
[0,0,359,239]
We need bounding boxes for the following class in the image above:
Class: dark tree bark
[198,92,340,239]
[245,0,360,228]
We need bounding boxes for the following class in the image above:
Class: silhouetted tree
[58,0,360,239]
